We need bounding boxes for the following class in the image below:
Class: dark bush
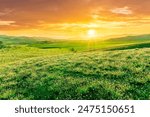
[70,48,77,52]
[0,41,4,49]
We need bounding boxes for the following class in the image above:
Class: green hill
[1,34,150,51]
[0,34,150,100]
[29,34,150,50]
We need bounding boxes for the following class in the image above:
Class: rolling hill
[0,34,150,100]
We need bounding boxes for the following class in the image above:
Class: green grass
[0,34,150,100]
[0,48,150,100]
[0,46,70,66]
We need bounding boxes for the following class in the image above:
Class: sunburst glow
[87,29,97,38]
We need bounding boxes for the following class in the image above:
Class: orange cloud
[0,20,15,25]
[111,7,133,15]
[0,0,149,38]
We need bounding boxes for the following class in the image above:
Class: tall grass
[0,48,150,100]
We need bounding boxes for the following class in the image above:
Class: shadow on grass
[108,42,150,51]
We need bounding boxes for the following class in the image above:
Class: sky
[0,0,150,39]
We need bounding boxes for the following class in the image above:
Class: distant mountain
[0,35,39,44]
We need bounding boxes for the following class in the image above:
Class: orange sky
[0,0,150,39]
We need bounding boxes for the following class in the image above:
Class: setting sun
[87,29,97,38]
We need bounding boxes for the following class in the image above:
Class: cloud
[111,7,133,15]
[38,20,128,32]
[0,20,15,25]
[0,0,149,37]
[0,8,13,16]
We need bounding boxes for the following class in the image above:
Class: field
[0,35,150,100]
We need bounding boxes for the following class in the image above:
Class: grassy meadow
[0,35,150,100]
